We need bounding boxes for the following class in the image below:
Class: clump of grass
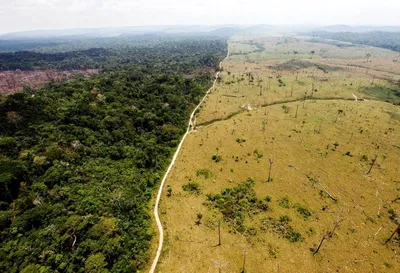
[206,177,268,233]
[253,149,263,159]
[361,84,400,105]
[280,215,291,222]
[307,227,316,236]
[265,195,272,202]
[260,216,303,242]
[182,182,201,195]
[278,197,291,208]
[212,154,222,162]
[269,59,315,71]
[268,244,280,258]
[196,169,213,179]
[295,204,312,220]
[343,151,353,157]
[195,212,203,225]
[166,186,172,197]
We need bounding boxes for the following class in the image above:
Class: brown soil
[0,69,99,94]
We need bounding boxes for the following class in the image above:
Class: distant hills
[7,24,400,41]
[1,24,399,42]
[0,25,239,40]
[313,25,400,33]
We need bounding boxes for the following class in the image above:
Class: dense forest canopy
[0,37,227,272]
[307,31,400,52]
[0,33,233,53]
[0,38,227,71]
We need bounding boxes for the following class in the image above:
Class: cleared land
[0,69,99,94]
[156,36,400,273]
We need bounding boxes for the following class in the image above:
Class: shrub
[280,215,292,222]
[268,244,280,259]
[182,182,201,195]
[196,169,213,179]
[278,197,290,208]
[212,154,222,162]
[253,149,263,159]
[260,216,303,242]
[195,212,203,225]
[206,178,268,233]
[296,205,312,220]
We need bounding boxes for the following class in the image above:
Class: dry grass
[155,35,400,273]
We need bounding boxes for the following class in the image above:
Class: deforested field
[157,35,400,273]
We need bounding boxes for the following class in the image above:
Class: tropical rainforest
[0,37,227,272]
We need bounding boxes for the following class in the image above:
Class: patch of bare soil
[0,69,99,94]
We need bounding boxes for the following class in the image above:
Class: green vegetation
[196,169,213,179]
[0,38,226,72]
[182,182,201,195]
[295,204,312,220]
[0,38,226,272]
[278,196,291,208]
[260,216,303,242]
[269,59,342,72]
[361,85,400,105]
[264,195,272,202]
[309,31,400,52]
[206,178,268,233]
[253,149,263,159]
[211,154,222,162]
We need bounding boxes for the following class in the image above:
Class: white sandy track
[149,48,229,273]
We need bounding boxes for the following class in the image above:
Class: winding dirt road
[149,48,229,273]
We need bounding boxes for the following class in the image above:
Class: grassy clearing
[229,36,399,61]
[157,35,400,273]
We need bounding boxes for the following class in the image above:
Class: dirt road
[149,47,229,273]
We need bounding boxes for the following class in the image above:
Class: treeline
[0,33,234,53]
[0,39,227,72]
[308,31,400,52]
[0,38,226,272]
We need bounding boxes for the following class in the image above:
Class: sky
[0,0,398,34]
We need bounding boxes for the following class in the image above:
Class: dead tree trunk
[218,221,221,246]
[367,155,378,175]
[313,210,343,255]
[241,249,247,273]
[267,159,273,182]
[347,133,353,144]
[385,225,399,244]
[313,233,328,256]
[70,231,77,252]
[329,218,343,238]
